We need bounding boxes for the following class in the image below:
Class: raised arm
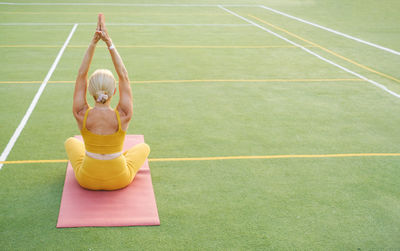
[72,31,101,127]
[98,14,133,120]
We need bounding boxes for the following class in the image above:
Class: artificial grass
[0,84,37,151]
[1,0,400,250]
[1,158,399,250]
[239,6,400,94]
[8,81,400,161]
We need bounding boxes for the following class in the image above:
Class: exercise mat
[57,135,159,228]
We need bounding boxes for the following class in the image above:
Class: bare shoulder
[73,105,89,130]
[117,105,132,131]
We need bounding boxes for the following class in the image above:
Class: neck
[94,103,111,110]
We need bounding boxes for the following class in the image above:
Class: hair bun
[88,69,116,104]
[97,93,109,103]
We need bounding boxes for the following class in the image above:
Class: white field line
[260,5,400,56]
[219,6,400,99]
[0,2,255,7]
[0,23,250,26]
[0,24,78,170]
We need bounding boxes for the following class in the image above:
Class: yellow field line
[249,15,400,84]
[0,78,363,85]
[149,153,400,162]
[0,159,68,164]
[0,44,316,49]
[1,153,400,165]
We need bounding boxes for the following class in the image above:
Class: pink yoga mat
[57,135,160,228]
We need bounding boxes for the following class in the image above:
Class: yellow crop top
[81,107,126,154]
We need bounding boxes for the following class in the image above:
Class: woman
[65,14,150,190]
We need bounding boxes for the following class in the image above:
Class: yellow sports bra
[81,107,126,154]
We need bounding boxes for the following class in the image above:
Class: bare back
[86,109,118,135]
[84,108,130,134]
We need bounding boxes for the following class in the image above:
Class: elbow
[77,69,88,79]
[76,72,86,80]
[120,75,129,83]
[118,69,129,82]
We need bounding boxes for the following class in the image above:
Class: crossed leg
[64,137,85,174]
[65,138,150,185]
[123,143,151,180]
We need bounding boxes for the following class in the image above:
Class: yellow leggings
[64,137,150,190]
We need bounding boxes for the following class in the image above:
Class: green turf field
[1,0,400,250]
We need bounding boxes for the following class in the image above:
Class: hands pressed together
[93,13,112,46]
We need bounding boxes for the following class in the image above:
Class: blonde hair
[88,69,116,104]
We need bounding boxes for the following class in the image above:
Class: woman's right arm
[99,15,133,122]
[106,40,133,118]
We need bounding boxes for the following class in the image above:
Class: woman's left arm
[72,32,101,127]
